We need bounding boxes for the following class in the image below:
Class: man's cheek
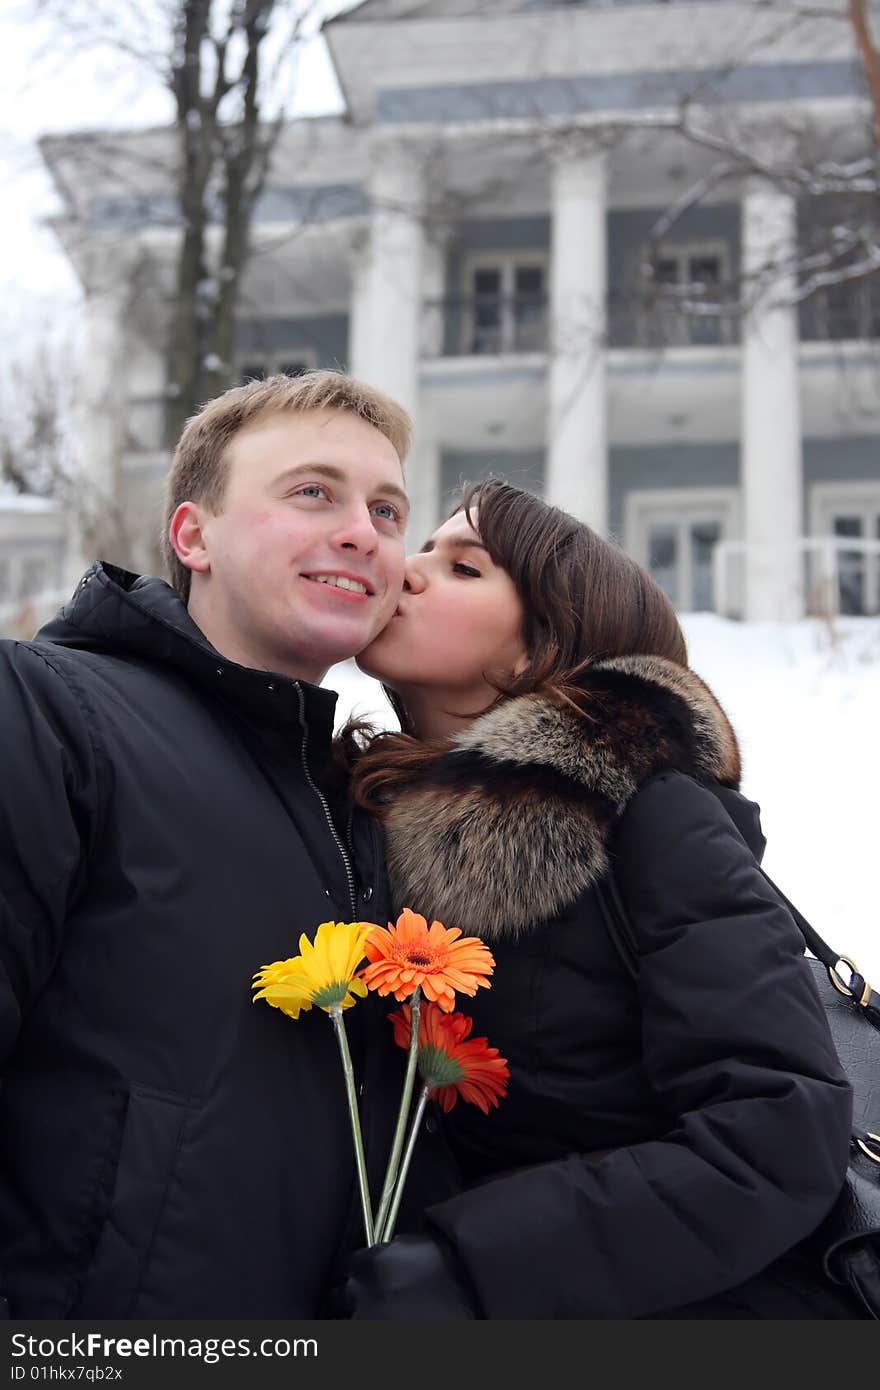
[374,591,399,631]
[385,546,407,597]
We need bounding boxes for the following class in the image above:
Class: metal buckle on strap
[828,957,872,1008]
[855,1133,880,1165]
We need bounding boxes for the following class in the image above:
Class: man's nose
[334,503,378,552]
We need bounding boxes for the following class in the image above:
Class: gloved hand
[332,1232,480,1320]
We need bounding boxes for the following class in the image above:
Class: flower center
[406,952,433,967]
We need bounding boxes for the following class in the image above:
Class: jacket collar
[380,655,742,939]
[36,561,339,735]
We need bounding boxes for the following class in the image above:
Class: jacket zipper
[294,682,357,921]
[294,684,368,1113]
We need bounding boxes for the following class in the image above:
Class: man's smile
[301,570,376,600]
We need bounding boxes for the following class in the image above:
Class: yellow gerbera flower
[252,920,373,1018]
[251,957,317,1019]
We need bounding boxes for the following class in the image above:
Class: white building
[0,494,69,638]
[35,0,880,621]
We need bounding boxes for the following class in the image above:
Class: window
[801,276,880,342]
[645,517,722,609]
[798,198,880,342]
[237,350,316,385]
[811,485,880,616]
[626,489,740,613]
[461,255,548,355]
[641,242,732,347]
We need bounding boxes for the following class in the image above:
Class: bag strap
[596,862,880,1026]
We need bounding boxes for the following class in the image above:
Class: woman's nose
[403,559,427,594]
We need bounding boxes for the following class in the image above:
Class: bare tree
[35,0,319,442]
[164,0,318,442]
[0,319,136,578]
[849,0,880,145]
[0,332,79,501]
[627,0,880,323]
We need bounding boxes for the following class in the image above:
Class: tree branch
[849,0,880,147]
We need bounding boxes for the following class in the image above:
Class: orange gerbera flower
[390,1002,510,1114]
[361,907,495,1012]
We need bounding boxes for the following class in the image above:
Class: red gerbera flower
[390,1001,510,1114]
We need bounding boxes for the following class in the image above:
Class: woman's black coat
[374,655,855,1319]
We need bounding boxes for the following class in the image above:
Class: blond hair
[161,370,412,601]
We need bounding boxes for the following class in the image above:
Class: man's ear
[168,501,212,577]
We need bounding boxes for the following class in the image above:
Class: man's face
[189,408,409,682]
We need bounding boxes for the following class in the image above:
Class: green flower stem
[374,986,421,1242]
[330,1007,374,1247]
[381,1083,431,1243]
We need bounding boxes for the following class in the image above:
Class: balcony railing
[420,283,878,360]
[422,294,548,358]
[713,537,880,620]
[799,279,880,342]
[607,294,740,349]
[421,293,739,357]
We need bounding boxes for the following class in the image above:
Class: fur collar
[382,655,740,939]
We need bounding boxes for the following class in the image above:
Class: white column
[354,143,425,418]
[403,230,442,539]
[68,280,129,580]
[351,143,438,540]
[420,231,448,360]
[403,233,445,542]
[546,151,608,530]
[347,231,373,381]
[405,433,441,549]
[741,179,804,621]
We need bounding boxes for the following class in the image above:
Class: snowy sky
[0,0,355,325]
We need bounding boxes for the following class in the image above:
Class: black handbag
[595,867,880,1319]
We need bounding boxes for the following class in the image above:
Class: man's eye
[295,484,329,500]
[372,502,401,522]
[452,562,481,577]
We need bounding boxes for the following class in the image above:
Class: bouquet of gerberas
[252,908,509,1245]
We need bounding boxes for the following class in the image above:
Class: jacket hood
[381,654,748,938]
[35,561,338,732]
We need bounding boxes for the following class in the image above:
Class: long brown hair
[344,478,687,810]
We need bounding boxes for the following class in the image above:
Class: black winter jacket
[378,655,855,1319]
[0,562,452,1319]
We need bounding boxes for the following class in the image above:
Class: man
[0,370,435,1318]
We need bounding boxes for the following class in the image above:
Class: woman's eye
[452,562,481,578]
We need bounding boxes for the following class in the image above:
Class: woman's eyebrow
[419,538,489,555]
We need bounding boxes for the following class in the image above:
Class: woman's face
[357,508,528,723]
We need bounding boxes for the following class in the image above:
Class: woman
[339,479,860,1319]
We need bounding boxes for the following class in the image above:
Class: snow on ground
[325,613,880,978]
